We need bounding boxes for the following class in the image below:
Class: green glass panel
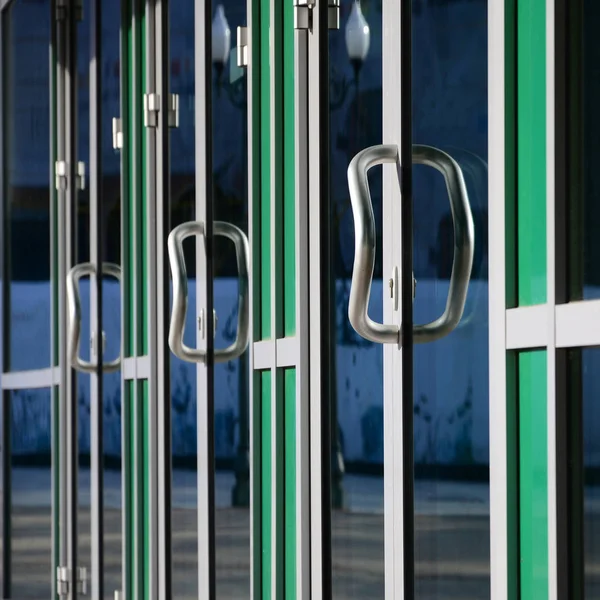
[261,371,272,599]
[517,0,546,305]
[260,0,271,339]
[506,354,519,600]
[284,369,296,596]
[519,351,548,598]
[142,380,150,600]
[283,0,295,336]
[505,0,517,308]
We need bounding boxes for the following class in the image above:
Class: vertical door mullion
[247,0,261,593]
[119,0,131,596]
[294,21,310,600]
[89,0,104,597]
[144,1,160,598]
[381,0,403,596]
[147,0,172,600]
[65,2,79,597]
[307,0,331,594]
[195,1,216,597]
[399,0,414,597]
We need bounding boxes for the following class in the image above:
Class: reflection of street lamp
[212,4,231,89]
[212,4,250,508]
[330,0,370,110]
[345,0,370,81]
[212,4,247,108]
[329,0,370,510]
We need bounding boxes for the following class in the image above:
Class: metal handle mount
[168,221,250,364]
[347,143,475,346]
[67,262,122,373]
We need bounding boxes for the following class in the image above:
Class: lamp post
[329,0,370,510]
[212,4,250,508]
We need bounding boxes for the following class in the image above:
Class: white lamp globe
[212,4,231,67]
[345,0,370,63]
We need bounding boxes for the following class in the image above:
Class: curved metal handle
[348,144,402,344]
[412,145,474,343]
[168,221,250,364]
[347,143,474,345]
[67,262,122,373]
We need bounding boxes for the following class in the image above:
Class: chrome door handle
[347,143,474,345]
[168,221,250,364]
[67,262,122,373]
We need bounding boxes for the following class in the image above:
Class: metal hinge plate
[143,93,179,128]
[294,0,313,30]
[293,0,338,30]
[328,0,340,29]
[55,161,85,190]
[112,117,123,149]
[77,161,86,190]
[237,26,248,67]
[57,566,87,596]
[55,161,67,190]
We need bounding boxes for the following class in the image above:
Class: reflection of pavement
[4,468,490,515]
[2,468,495,599]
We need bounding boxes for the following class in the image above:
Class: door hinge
[294,0,313,30]
[143,93,180,128]
[55,161,67,190]
[77,161,86,190]
[294,0,339,30]
[237,26,248,67]
[328,0,340,29]
[56,0,83,21]
[112,117,123,150]
[54,161,85,190]
[57,566,87,596]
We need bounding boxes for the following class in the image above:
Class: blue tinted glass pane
[9,387,53,598]
[2,0,52,371]
[330,1,385,597]
[412,2,490,598]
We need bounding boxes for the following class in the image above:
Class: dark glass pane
[569,1,600,300]
[2,0,52,371]
[169,3,199,596]
[412,2,490,598]
[329,1,384,597]
[9,388,53,598]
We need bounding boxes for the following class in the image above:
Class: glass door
[165,1,251,598]
[336,0,491,597]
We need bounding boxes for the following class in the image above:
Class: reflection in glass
[569,2,600,301]
[570,348,600,597]
[330,1,384,597]
[169,2,250,596]
[8,388,53,598]
[169,2,199,596]
[412,2,490,598]
[2,0,52,371]
[211,2,250,596]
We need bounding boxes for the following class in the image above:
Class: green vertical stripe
[506,354,519,600]
[261,371,272,599]
[284,369,296,596]
[517,0,546,305]
[283,0,296,336]
[505,0,517,308]
[260,0,271,339]
[519,351,548,599]
[142,381,150,600]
